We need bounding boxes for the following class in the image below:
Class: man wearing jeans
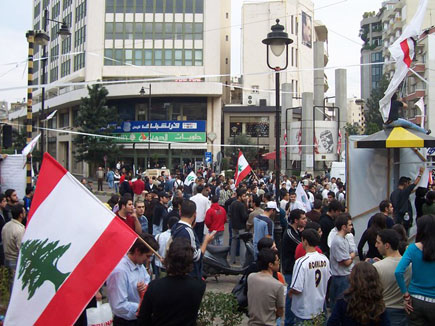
[229,188,249,265]
[374,229,411,326]
[329,214,355,308]
[281,209,307,326]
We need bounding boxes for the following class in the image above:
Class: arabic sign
[114,120,206,133]
[114,132,206,143]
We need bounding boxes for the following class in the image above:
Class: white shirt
[190,193,211,223]
[155,230,172,268]
[327,227,357,252]
[291,251,331,319]
[280,199,289,210]
[321,189,329,200]
[285,180,292,191]
[288,200,306,212]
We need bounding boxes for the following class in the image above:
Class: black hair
[11,204,24,220]
[398,177,409,186]
[301,229,320,247]
[165,238,194,276]
[392,93,398,101]
[5,189,15,199]
[392,224,408,255]
[379,200,391,213]
[257,248,278,271]
[171,196,183,209]
[236,188,247,198]
[253,196,261,207]
[313,199,322,210]
[118,196,132,210]
[0,193,6,203]
[289,209,305,223]
[257,237,274,252]
[211,195,219,204]
[378,229,400,251]
[416,215,435,261]
[306,221,321,231]
[25,186,34,195]
[327,191,336,198]
[180,199,196,218]
[335,213,351,231]
[425,191,435,205]
[328,200,342,212]
[196,185,204,194]
[167,216,180,229]
[129,233,159,254]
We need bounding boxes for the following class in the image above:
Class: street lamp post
[140,85,152,169]
[262,19,292,205]
[263,19,292,256]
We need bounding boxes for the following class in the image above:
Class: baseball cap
[265,201,280,212]
[159,192,170,198]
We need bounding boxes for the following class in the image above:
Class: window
[61,59,71,77]
[43,0,49,9]
[104,49,113,65]
[125,49,133,65]
[194,50,202,65]
[64,12,72,27]
[145,49,152,65]
[63,0,73,9]
[125,22,133,40]
[74,26,86,47]
[185,50,192,66]
[154,49,162,65]
[59,112,70,128]
[61,37,71,54]
[185,0,193,13]
[115,22,124,39]
[145,0,154,13]
[75,0,87,22]
[134,49,143,65]
[135,22,143,39]
[73,53,85,71]
[125,0,134,13]
[50,44,59,62]
[155,0,164,12]
[175,49,182,65]
[175,0,183,13]
[229,122,242,136]
[166,0,174,13]
[175,23,183,40]
[246,122,269,137]
[185,23,193,40]
[154,23,163,39]
[105,22,114,39]
[164,49,173,65]
[225,35,228,41]
[34,2,41,18]
[194,23,203,40]
[225,58,228,64]
[136,0,144,12]
[295,48,298,67]
[145,23,153,39]
[106,0,114,13]
[50,66,58,82]
[164,22,173,40]
[114,49,123,64]
[195,0,203,13]
[52,1,61,19]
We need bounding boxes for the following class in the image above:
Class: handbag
[231,273,248,311]
[86,301,113,326]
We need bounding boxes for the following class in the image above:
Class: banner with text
[114,132,206,143]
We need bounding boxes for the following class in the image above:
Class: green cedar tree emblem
[18,239,72,300]
[238,165,243,172]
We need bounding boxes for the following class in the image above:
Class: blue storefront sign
[114,120,206,133]
[205,152,212,163]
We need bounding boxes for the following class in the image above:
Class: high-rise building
[12,0,231,175]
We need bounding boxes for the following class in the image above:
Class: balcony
[404,90,425,102]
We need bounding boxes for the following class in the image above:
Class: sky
[0,0,384,105]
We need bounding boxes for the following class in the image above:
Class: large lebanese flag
[379,0,428,122]
[234,151,252,187]
[5,153,138,326]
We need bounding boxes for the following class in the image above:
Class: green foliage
[364,75,390,134]
[18,239,71,300]
[0,266,11,314]
[344,123,360,135]
[73,84,120,166]
[224,134,256,169]
[12,127,27,152]
[197,292,243,326]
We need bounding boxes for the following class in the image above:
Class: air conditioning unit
[245,93,260,106]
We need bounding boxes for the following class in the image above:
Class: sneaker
[427,129,432,135]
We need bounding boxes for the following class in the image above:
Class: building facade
[13,0,231,175]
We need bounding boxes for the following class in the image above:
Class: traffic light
[2,124,12,149]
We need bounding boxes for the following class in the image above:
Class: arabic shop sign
[114,132,206,143]
[114,120,206,133]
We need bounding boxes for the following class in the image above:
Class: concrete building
[360,10,385,101]
[347,98,365,130]
[12,0,231,175]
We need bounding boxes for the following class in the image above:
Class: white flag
[184,171,197,187]
[296,182,311,213]
[415,97,425,127]
[44,110,57,121]
[379,0,428,122]
[22,133,41,156]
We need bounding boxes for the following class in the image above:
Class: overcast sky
[0,0,384,105]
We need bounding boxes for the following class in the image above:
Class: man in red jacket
[205,195,227,246]
[132,175,145,200]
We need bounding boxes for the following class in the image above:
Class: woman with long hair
[395,214,435,325]
[392,224,408,256]
[422,191,435,216]
[327,262,389,325]
[357,213,387,261]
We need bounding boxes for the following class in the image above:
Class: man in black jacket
[281,209,307,326]
[319,200,342,257]
[153,192,169,235]
[229,188,248,265]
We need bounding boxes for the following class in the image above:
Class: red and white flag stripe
[379,0,428,122]
[5,153,138,326]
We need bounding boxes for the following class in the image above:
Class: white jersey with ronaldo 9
[290,251,330,319]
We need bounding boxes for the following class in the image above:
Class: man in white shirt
[288,192,306,213]
[1,204,26,272]
[280,192,290,211]
[190,185,211,243]
[290,229,330,324]
[321,183,330,200]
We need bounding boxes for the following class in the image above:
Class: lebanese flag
[314,136,320,154]
[5,153,138,326]
[234,151,252,187]
[415,97,425,127]
[379,0,428,122]
[283,131,287,155]
[297,128,302,155]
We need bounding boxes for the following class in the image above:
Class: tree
[224,134,256,169]
[18,239,71,300]
[364,75,390,135]
[344,123,360,135]
[73,84,119,166]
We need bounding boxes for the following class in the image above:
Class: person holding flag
[234,151,252,187]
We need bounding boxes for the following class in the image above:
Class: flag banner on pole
[297,129,302,155]
[296,182,311,213]
[283,131,287,155]
[379,0,428,122]
[337,130,342,155]
[184,171,197,187]
[314,136,320,154]
[44,110,57,121]
[234,151,252,187]
[5,153,138,326]
[22,134,41,157]
[415,97,425,127]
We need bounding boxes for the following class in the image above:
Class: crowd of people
[2,163,435,326]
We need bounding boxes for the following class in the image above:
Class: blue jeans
[386,308,408,326]
[212,231,224,246]
[385,118,427,134]
[330,275,349,309]
[284,273,296,326]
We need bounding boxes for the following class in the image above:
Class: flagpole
[137,235,163,261]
